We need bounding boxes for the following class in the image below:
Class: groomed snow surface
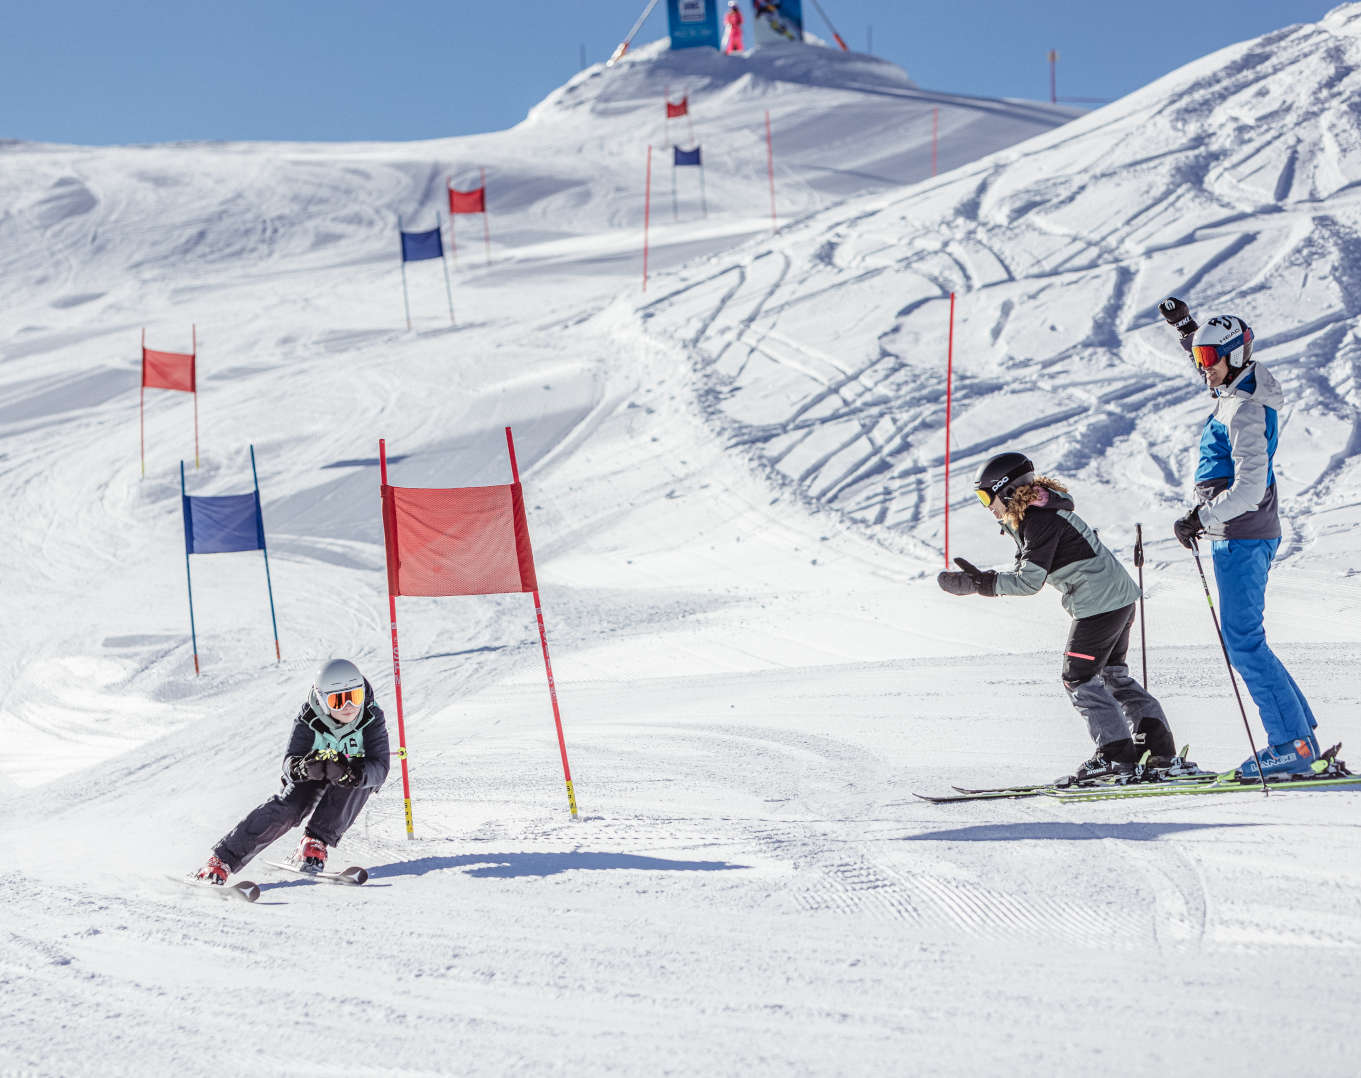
[3,17,1361,1076]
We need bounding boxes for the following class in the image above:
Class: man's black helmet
[972,452,1035,508]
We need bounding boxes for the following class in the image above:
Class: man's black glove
[333,757,365,788]
[937,556,997,597]
[286,751,331,784]
[1159,296,1198,337]
[1173,507,1204,549]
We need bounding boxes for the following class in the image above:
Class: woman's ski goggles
[975,488,997,508]
[325,686,365,711]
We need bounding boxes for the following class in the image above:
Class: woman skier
[1159,297,1322,777]
[722,1,744,53]
[193,658,390,884]
[938,452,1177,780]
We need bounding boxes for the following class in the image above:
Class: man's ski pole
[1134,523,1147,687]
[1189,538,1269,795]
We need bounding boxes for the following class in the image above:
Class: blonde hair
[999,475,1069,529]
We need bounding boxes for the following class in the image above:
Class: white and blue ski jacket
[1193,362,1283,541]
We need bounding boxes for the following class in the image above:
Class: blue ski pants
[1211,538,1316,745]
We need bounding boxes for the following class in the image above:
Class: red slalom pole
[480,166,491,266]
[191,324,199,469]
[944,291,955,566]
[765,110,776,232]
[505,426,580,820]
[932,107,938,177]
[379,438,417,839]
[642,144,652,292]
[139,327,145,478]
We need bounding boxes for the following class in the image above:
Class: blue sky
[1,1,1334,144]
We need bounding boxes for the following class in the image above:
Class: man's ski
[1053,770,1361,802]
[925,748,1215,802]
[264,860,368,886]
[921,746,1356,804]
[174,874,260,903]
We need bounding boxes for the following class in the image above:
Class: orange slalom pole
[505,426,579,819]
[380,438,417,839]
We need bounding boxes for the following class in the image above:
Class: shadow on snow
[901,821,1261,843]
[368,851,749,880]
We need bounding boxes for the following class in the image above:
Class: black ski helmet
[973,452,1035,508]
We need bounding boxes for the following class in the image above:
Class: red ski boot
[294,835,328,874]
[194,854,229,885]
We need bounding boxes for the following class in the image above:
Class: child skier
[722,1,744,53]
[938,452,1177,780]
[1159,297,1322,777]
[193,658,390,883]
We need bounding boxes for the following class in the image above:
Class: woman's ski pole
[1189,538,1269,795]
[1134,523,1147,687]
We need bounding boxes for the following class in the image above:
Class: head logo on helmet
[1190,315,1253,373]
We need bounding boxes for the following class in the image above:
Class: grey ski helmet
[1190,315,1253,372]
[973,452,1035,508]
[311,658,366,730]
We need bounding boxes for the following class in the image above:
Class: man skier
[938,452,1177,781]
[193,659,390,883]
[1159,297,1321,777]
[722,1,744,53]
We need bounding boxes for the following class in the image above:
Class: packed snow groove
[3,12,1361,1078]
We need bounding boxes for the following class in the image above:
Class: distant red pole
[139,328,145,478]
[480,167,491,265]
[643,145,652,291]
[380,438,416,840]
[765,110,776,232]
[191,323,199,469]
[1049,50,1058,105]
[932,107,938,176]
[945,292,955,567]
[505,426,579,820]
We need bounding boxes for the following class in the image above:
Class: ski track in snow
[4,25,1361,1078]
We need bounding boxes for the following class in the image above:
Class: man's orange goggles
[1192,343,1227,369]
[326,686,364,710]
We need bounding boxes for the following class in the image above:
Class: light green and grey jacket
[992,487,1139,619]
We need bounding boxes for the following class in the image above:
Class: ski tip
[340,866,369,885]
[232,881,261,902]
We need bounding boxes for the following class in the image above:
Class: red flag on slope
[666,96,689,118]
[381,482,537,597]
[142,346,196,393]
[447,186,486,214]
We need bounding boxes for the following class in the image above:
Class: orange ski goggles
[325,686,365,711]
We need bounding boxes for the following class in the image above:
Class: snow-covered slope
[3,20,1361,1078]
[641,7,1361,575]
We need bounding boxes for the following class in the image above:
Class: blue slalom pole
[180,460,200,676]
[250,444,281,663]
